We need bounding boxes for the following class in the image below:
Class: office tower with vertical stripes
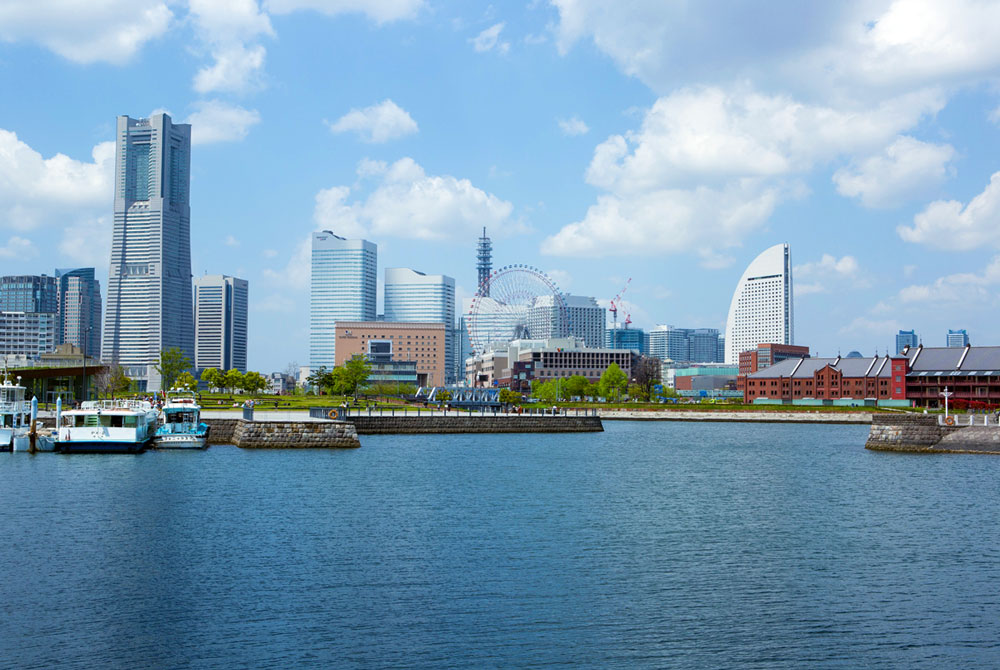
[384,267,456,382]
[56,268,102,356]
[310,231,377,371]
[194,274,248,373]
[103,113,193,390]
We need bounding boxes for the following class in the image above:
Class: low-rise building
[334,321,447,387]
[466,337,642,389]
[267,372,296,395]
[744,354,905,404]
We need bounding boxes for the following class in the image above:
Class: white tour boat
[0,374,31,452]
[57,399,159,454]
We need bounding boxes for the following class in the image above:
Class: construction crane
[609,278,632,334]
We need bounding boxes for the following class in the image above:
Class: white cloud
[185,100,261,145]
[0,129,114,231]
[262,249,278,258]
[0,237,38,260]
[557,117,589,136]
[193,44,268,94]
[225,235,241,247]
[550,1,1000,97]
[188,0,274,94]
[897,256,1000,304]
[0,0,172,64]
[839,317,902,337]
[264,0,424,23]
[833,136,956,208]
[542,180,780,258]
[543,83,944,259]
[327,99,418,143]
[58,216,112,267]
[313,186,365,238]
[470,22,510,54]
[794,254,868,295]
[990,105,1000,124]
[898,172,1000,250]
[545,269,573,291]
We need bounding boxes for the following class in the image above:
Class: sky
[2,0,1000,371]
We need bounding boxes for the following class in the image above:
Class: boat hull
[58,440,149,454]
[154,434,208,449]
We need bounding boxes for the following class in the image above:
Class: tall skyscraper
[55,268,102,356]
[0,274,59,361]
[384,267,455,382]
[194,274,248,373]
[896,329,919,353]
[103,113,193,390]
[310,231,377,371]
[477,227,492,295]
[724,243,794,364]
[947,329,969,348]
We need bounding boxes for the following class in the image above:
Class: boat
[0,373,31,452]
[154,390,209,449]
[56,399,159,454]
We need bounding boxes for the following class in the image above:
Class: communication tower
[477,227,492,296]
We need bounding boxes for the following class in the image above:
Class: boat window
[124,416,137,427]
[3,415,10,427]
[75,416,88,427]
[111,416,124,428]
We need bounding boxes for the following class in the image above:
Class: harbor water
[3,421,1000,668]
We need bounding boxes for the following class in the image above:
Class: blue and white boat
[0,373,31,452]
[154,390,209,449]
[57,399,158,454]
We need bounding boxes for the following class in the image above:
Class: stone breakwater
[204,419,360,449]
[345,415,604,435]
[865,414,1000,454]
[600,410,872,424]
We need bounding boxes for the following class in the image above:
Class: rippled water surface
[3,421,1000,668]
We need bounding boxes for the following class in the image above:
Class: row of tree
[527,361,671,403]
[306,356,371,397]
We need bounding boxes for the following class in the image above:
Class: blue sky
[2,0,1000,371]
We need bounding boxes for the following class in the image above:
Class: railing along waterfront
[938,413,1000,427]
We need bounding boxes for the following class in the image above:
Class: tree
[436,390,452,404]
[175,371,197,390]
[632,356,662,399]
[562,375,589,399]
[533,379,558,403]
[155,347,190,392]
[627,383,648,401]
[201,367,223,391]
[598,363,628,402]
[342,355,371,397]
[96,360,132,399]
[499,389,522,406]
[224,368,245,394]
[306,367,331,394]
[242,371,268,396]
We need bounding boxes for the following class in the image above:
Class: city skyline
[3,2,1000,370]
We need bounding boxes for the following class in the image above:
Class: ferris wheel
[467,264,570,354]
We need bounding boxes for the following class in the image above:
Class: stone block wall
[346,415,604,435]
[866,414,962,452]
[204,419,360,448]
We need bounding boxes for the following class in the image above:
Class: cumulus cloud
[0,129,114,231]
[470,23,510,54]
[0,0,172,64]
[795,254,869,295]
[557,117,589,136]
[189,0,274,94]
[225,235,241,247]
[544,85,941,259]
[898,172,1000,250]
[317,157,515,240]
[839,317,902,338]
[327,99,418,143]
[58,216,113,267]
[185,100,261,145]
[264,0,424,23]
[991,105,1000,124]
[833,136,956,208]
[897,256,1000,304]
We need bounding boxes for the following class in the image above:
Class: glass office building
[384,267,455,382]
[310,231,377,371]
[194,274,248,373]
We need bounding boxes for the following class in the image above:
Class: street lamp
[940,386,953,418]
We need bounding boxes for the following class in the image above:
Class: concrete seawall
[600,409,873,424]
[345,415,604,435]
[864,414,1000,454]
[204,418,360,448]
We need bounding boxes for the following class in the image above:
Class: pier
[866,413,1000,454]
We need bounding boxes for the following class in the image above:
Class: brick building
[334,321,447,387]
[744,354,906,403]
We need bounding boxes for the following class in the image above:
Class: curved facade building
[724,244,793,364]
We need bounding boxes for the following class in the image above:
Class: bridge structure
[414,386,501,408]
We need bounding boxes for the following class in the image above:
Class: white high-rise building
[310,231,377,371]
[724,243,793,364]
[194,274,248,373]
[103,113,193,390]
[526,294,605,349]
[384,267,456,382]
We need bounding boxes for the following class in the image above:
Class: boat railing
[80,399,154,412]
[0,400,27,413]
